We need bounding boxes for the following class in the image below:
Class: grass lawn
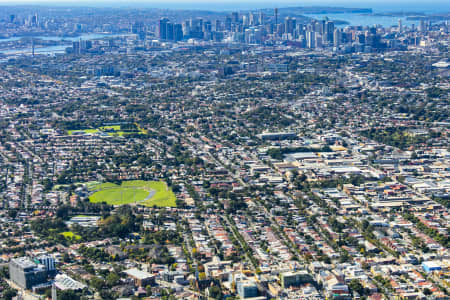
[60,231,81,240]
[140,181,177,207]
[67,124,146,137]
[89,180,176,207]
[99,125,121,131]
[67,128,99,135]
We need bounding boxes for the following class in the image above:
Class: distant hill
[276,7,372,14]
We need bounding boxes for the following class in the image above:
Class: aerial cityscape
[0,1,448,300]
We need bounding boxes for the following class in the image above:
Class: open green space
[67,124,146,137]
[88,180,176,207]
[60,231,81,240]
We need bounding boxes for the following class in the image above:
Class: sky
[0,0,448,12]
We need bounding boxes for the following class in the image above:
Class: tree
[56,205,70,219]
[208,285,222,299]
[146,285,152,296]
[58,290,79,300]
[106,272,120,287]
[8,210,17,219]
[349,279,364,295]
[3,288,17,300]
[63,252,71,263]
[91,277,105,290]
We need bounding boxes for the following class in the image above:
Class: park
[88,180,176,207]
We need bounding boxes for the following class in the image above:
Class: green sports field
[67,124,146,137]
[88,180,176,207]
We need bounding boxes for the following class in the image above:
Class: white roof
[432,61,450,68]
[55,274,86,290]
[124,268,153,280]
[422,260,441,268]
[288,152,317,160]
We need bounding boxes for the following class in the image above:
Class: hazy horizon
[0,0,449,13]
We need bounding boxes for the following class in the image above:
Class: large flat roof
[124,268,154,280]
[288,152,318,160]
[11,257,36,269]
[55,274,86,290]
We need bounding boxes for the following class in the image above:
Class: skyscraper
[174,24,183,41]
[284,17,296,35]
[225,16,232,30]
[231,12,239,23]
[159,18,169,40]
[419,19,425,32]
[249,12,256,26]
[259,11,265,25]
[131,22,144,34]
[307,31,315,48]
[274,8,278,27]
[333,28,341,46]
[166,22,174,40]
[242,15,248,26]
[215,20,221,31]
[325,21,334,43]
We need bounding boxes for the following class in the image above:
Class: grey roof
[11,257,37,269]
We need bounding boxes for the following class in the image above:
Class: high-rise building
[307,31,315,48]
[315,34,323,48]
[36,255,55,273]
[203,20,212,32]
[284,17,296,35]
[419,19,425,32]
[274,8,278,27]
[319,19,326,34]
[225,16,232,30]
[9,257,47,289]
[231,12,239,23]
[159,18,169,39]
[258,11,265,25]
[356,33,365,44]
[72,41,80,54]
[166,22,174,40]
[398,19,402,32]
[131,22,144,34]
[29,13,38,27]
[174,24,183,41]
[276,23,284,37]
[314,21,322,33]
[215,20,221,31]
[186,18,204,39]
[333,28,341,46]
[249,12,256,26]
[242,15,248,26]
[236,280,258,298]
[325,20,334,43]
